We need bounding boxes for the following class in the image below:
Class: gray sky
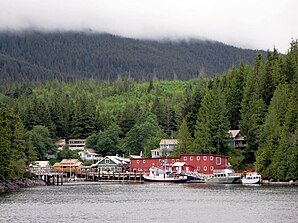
[0,0,297,53]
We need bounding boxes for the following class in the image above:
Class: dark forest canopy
[0,31,264,82]
[0,37,297,181]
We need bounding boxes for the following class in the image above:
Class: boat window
[190,156,193,161]
[210,166,214,170]
[143,160,146,164]
[137,160,140,164]
[203,156,207,161]
[210,156,213,161]
[204,166,207,171]
[197,156,200,160]
[184,156,187,161]
[159,159,162,163]
[197,166,200,171]
[216,157,221,165]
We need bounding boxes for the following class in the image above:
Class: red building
[130,154,228,175]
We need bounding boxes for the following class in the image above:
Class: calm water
[0,182,297,223]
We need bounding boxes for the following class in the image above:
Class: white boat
[143,167,188,183]
[241,173,262,184]
[207,167,241,184]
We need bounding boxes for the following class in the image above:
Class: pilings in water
[37,173,64,185]
[85,172,144,183]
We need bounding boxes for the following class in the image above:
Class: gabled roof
[160,139,179,145]
[93,156,130,166]
[228,130,241,138]
[53,159,82,167]
[61,159,80,164]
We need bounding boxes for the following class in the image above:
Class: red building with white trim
[130,154,228,175]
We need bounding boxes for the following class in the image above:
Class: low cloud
[0,0,297,53]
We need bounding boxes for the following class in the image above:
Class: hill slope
[0,32,264,82]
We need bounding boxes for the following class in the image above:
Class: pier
[82,171,144,183]
[31,170,144,185]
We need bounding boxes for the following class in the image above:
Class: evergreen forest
[0,31,262,83]
[0,33,297,182]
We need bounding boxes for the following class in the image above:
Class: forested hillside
[0,38,297,181]
[0,32,262,82]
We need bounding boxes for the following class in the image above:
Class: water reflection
[0,182,297,223]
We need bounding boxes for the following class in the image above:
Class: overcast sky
[0,0,297,53]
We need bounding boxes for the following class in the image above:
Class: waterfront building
[130,154,228,175]
[53,159,83,175]
[92,155,130,173]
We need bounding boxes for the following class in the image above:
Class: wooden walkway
[84,172,144,183]
[31,171,144,185]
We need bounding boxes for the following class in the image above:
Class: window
[172,159,175,163]
[203,156,207,161]
[210,156,213,161]
[105,159,110,164]
[197,156,200,160]
[190,156,193,161]
[143,160,146,164]
[159,159,162,163]
[204,166,207,171]
[210,166,214,171]
[216,157,221,165]
[183,156,187,161]
[197,166,200,171]
[176,159,179,162]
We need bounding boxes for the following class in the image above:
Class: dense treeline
[0,31,262,83]
[0,40,297,181]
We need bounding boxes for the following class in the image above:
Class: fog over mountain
[0,0,297,53]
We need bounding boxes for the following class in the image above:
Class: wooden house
[92,156,130,173]
[228,130,247,148]
[150,139,179,158]
[53,159,83,175]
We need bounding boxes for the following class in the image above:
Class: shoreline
[0,178,46,193]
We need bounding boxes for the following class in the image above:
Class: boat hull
[143,175,188,183]
[241,176,262,184]
[206,176,241,184]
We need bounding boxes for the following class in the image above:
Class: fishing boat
[186,173,206,183]
[143,167,188,183]
[241,173,262,184]
[206,166,241,184]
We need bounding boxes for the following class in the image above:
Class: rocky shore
[0,178,46,193]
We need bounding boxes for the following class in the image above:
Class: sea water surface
[0,182,297,223]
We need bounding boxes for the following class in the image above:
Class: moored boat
[241,173,262,184]
[206,166,241,184]
[143,167,188,183]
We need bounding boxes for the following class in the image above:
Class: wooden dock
[31,170,144,185]
[33,172,65,185]
[84,172,144,183]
